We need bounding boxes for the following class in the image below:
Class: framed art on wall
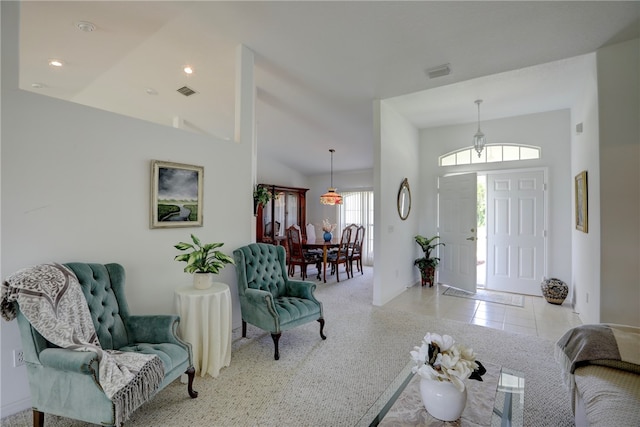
[151,160,203,228]
[575,170,588,233]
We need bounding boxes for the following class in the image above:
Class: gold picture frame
[151,160,203,228]
[575,170,588,233]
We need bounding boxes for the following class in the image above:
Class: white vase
[193,273,213,290]
[419,377,467,422]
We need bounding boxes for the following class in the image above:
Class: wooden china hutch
[256,184,309,245]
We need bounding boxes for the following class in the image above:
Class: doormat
[442,287,525,307]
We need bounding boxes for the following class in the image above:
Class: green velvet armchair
[14,263,197,426]
[233,243,326,360]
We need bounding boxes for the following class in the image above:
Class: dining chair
[347,223,359,249]
[265,221,281,236]
[349,225,365,276]
[285,224,300,274]
[306,223,317,242]
[327,225,352,282]
[305,223,323,257]
[286,225,322,280]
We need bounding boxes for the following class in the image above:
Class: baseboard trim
[1,396,31,420]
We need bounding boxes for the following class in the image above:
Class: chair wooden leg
[185,366,198,398]
[271,333,281,360]
[242,320,247,337]
[33,410,44,427]
[318,318,327,340]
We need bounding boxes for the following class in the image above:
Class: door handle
[466,236,476,241]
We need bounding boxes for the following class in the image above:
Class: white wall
[257,154,310,189]
[1,2,253,416]
[596,38,640,326]
[419,110,573,296]
[570,53,601,323]
[375,100,421,305]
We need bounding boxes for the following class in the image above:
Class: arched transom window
[439,144,541,166]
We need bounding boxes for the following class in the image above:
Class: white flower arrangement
[410,333,486,392]
[322,219,336,233]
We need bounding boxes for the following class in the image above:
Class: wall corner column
[235,44,257,242]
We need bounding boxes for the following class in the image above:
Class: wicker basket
[541,278,568,305]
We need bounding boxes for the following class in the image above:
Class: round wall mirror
[397,178,411,220]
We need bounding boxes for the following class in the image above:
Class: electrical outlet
[13,349,24,367]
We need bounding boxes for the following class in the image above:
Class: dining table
[302,238,339,283]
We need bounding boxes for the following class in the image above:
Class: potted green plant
[174,234,235,289]
[414,235,445,287]
[253,185,273,216]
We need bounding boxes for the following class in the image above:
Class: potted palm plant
[414,235,445,287]
[174,234,235,289]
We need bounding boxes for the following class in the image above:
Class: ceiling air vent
[177,86,197,97]
[425,63,451,79]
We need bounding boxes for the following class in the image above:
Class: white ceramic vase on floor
[419,378,467,422]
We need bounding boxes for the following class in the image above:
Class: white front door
[486,170,546,295]
[438,173,477,293]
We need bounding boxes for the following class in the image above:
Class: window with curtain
[339,190,374,266]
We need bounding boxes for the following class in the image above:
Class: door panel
[487,171,545,295]
[438,173,477,293]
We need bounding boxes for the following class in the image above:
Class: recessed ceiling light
[75,21,96,32]
[145,87,158,95]
[49,59,63,67]
[31,82,45,89]
[183,66,193,75]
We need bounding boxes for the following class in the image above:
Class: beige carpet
[2,267,573,426]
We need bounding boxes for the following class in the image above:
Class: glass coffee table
[356,362,525,427]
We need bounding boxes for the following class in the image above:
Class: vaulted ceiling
[19,1,640,175]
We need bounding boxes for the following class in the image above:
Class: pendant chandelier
[319,149,343,205]
[473,99,487,158]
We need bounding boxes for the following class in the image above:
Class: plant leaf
[174,242,193,251]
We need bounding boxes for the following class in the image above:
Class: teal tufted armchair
[233,243,326,360]
[15,263,197,426]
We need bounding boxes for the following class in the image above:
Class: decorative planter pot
[193,273,213,290]
[419,378,467,421]
[419,266,435,287]
[323,231,333,242]
[541,278,568,305]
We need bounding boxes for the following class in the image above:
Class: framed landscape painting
[151,160,203,228]
[575,170,588,233]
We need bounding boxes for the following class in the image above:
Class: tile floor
[383,283,583,342]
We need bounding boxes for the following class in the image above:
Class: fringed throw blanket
[1,263,164,425]
[555,324,640,411]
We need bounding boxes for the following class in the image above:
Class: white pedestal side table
[174,282,232,378]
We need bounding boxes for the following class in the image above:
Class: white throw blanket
[1,263,164,425]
